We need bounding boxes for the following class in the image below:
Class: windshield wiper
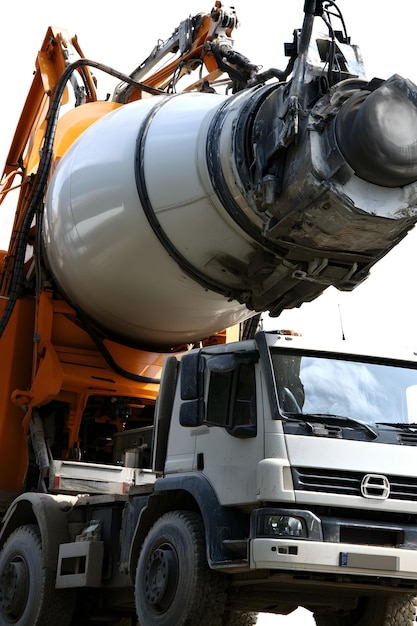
[285,413,378,439]
[376,422,417,430]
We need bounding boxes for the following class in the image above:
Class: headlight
[262,514,306,538]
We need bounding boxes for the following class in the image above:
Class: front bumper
[250,537,417,579]
[249,507,417,581]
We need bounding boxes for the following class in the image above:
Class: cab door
[194,355,264,505]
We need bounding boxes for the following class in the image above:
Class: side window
[206,363,257,436]
[206,370,232,427]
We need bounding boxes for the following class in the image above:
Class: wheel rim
[143,543,179,613]
[0,556,30,622]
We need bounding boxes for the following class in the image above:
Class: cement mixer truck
[3,1,417,624]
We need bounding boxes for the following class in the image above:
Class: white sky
[1,2,416,623]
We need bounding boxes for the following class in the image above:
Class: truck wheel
[0,524,74,625]
[223,611,258,625]
[135,510,226,626]
[314,594,417,625]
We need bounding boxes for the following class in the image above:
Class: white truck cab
[157,329,417,618]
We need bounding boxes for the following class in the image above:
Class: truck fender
[128,473,242,577]
[0,492,77,571]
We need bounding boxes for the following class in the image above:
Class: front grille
[398,432,417,446]
[293,467,417,501]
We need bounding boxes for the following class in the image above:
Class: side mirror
[180,352,200,400]
[179,352,204,426]
[179,399,201,427]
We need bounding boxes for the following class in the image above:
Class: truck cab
[148,330,417,619]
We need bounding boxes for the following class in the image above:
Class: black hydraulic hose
[76,307,160,385]
[0,59,165,341]
[323,1,349,43]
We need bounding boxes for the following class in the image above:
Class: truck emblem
[360,474,390,499]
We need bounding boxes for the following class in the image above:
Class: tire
[135,510,226,626]
[73,618,136,625]
[223,611,258,625]
[0,524,74,626]
[314,594,417,626]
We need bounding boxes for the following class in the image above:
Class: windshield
[271,350,417,425]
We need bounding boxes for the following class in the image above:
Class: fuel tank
[43,75,417,349]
